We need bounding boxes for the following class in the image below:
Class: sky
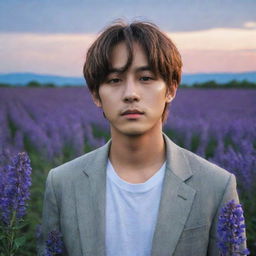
[0,0,255,76]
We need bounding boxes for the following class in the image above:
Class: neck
[109,123,166,171]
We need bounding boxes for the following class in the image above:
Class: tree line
[0,79,256,88]
[180,80,256,89]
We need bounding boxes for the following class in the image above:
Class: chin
[123,130,145,137]
[110,124,145,136]
[111,119,161,137]
[119,125,154,137]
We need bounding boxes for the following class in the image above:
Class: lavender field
[0,87,256,254]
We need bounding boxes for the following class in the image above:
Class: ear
[92,92,102,108]
[166,81,178,103]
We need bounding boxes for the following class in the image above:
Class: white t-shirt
[105,159,166,256]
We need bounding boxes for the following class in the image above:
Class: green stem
[6,210,17,256]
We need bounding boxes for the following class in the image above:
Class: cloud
[169,28,256,51]
[181,49,256,73]
[0,0,256,33]
[0,28,255,75]
[0,33,95,76]
[243,21,256,29]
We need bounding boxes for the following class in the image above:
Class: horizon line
[1,70,256,77]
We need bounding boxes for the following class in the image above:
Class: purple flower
[44,230,63,256]
[0,152,32,225]
[217,200,250,255]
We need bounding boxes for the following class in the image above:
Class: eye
[140,76,153,81]
[107,78,121,84]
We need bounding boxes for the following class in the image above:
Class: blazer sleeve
[207,173,248,256]
[37,169,61,255]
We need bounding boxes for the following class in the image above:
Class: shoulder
[179,145,236,194]
[183,146,231,177]
[164,133,233,187]
[47,141,109,181]
[174,145,239,231]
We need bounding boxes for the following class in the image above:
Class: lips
[121,109,144,115]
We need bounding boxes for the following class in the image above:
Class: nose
[122,78,141,103]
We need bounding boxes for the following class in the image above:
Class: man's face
[93,41,176,136]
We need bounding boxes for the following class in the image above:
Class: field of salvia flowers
[0,87,255,255]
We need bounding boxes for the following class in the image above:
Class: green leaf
[14,236,26,249]
[14,222,28,229]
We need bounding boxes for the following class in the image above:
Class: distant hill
[181,72,256,85]
[0,71,256,86]
[0,73,84,86]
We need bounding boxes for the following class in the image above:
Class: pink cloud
[181,49,256,73]
[0,29,255,75]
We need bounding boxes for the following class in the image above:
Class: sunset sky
[0,0,255,76]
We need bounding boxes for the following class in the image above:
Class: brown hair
[83,20,182,123]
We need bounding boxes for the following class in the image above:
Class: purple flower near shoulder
[0,152,32,225]
[217,199,250,256]
[44,230,64,256]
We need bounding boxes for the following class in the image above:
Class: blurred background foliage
[0,86,255,255]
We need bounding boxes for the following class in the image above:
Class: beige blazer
[37,133,245,255]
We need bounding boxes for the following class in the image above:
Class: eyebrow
[108,66,153,74]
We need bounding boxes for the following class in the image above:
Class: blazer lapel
[74,133,195,256]
[151,133,196,256]
[75,140,111,256]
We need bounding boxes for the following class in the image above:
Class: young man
[38,21,246,255]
